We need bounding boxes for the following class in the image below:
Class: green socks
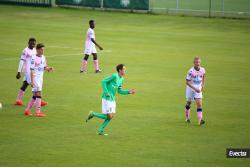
[92,112,107,119]
[91,112,111,133]
[98,119,111,133]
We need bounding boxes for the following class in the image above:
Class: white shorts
[102,98,116,114]
[186,87,202,101]
[32,77,43,92]
[84,46,97,55]
[23,72,31,84]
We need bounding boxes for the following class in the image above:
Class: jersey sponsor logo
[31,59,35,64]
[193,77,202,84]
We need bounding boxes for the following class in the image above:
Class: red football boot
[35,112,46,117]
[15,100,24,106]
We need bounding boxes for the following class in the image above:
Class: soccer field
[0,5,250,167]
[151,0,250,12]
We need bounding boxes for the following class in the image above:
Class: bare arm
[30,69,34,87]
[201,74,206,91]
[91,38,103,50]
[44,57,54,72]
[44,66,54,72]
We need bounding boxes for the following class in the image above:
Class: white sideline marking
[0,53,81,61]
[0,50,112,61]
[48,45,80,50]
[0,42,112,52]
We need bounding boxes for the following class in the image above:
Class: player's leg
[97,113,113,135]
[185,87,193,123]
[34,78,45,117]
[185,101,192,123]
[40,92,48,107]
[34,91,46,117]
[15,80,29,105]
[86,99,114,135]
[24,93,36,116]
[97,100,115,135]
[87,111,107,120]
[86,98,110,121]
[16,72,32,105]
[80,54,89,73]
[195,98,205,125]
[35,91,41,113]
[92,53,101,73]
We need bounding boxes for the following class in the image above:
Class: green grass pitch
[0,5,250,167]
[151,0,250,12]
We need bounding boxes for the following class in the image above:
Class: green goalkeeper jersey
[102,73,129,101]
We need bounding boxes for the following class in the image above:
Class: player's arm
[44,66,54,72]
[186,80,200,93]
[16,51,26,79]
[101,74,115,97]
[30,56,35,87]
[44,57,54,72]
[117,81,135,95]
[201,74,206,92]
[91,38,103,50]
[117,86,129,95]
[30,69,34,87]
[16,60,24,79]
[118,87,136,95]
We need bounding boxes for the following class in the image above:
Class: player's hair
[194,56,201,61]
[36,43,45,49]
[116,64,125,72]
[29,37,36,42]
[89,20,94,25]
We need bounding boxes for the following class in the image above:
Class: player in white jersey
[24,43,54,117]
[80,20,103,74]
[15,38,48,107]
[15,38,36,106]
[185,57,206,125]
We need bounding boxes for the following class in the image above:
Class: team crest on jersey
[38,67,43,71]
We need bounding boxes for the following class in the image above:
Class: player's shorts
[23,72,31,84]
[186,87,202,101]
[102,98,116,114]
[32,76,43,92]
[84,46,97,55]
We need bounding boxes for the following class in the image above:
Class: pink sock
[35,97,41,113]
[26,98,35,111]
[185,109,190,119]
[93,60,99,71]
[81,60,88,71]
[197,112,203,122]
[16,90,25,101]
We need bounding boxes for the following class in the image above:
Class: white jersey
[20,47,36,73]
[30,55,47,78]
[186,67,206,89]
[85,28,95,49]
[186,67,206,101]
